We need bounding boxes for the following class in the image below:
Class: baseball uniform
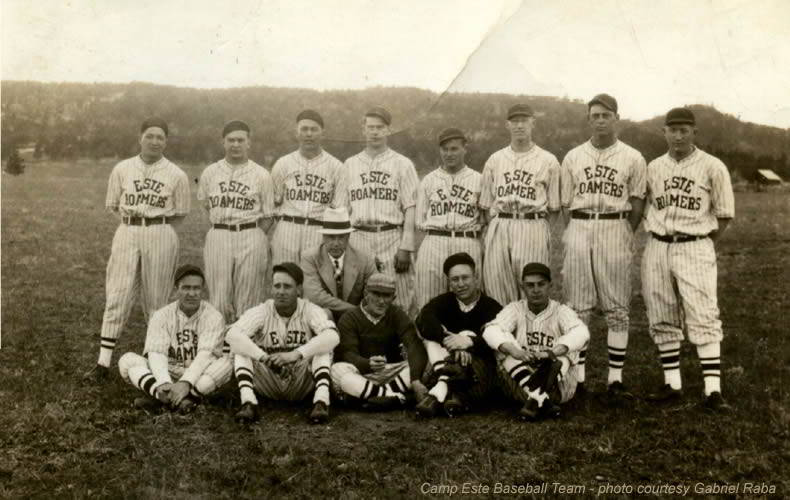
[560,140,646,385]
[414,165,483,310]
[98,155,190,367]
[483,299,589,404]
[480,145,560,305]
[344,148,420,316]
[118,300,232,400]
[197,159,273,323]
[226,298,339,406]
[270,150,346,265]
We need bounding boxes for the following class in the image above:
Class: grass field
[2,159,789,498]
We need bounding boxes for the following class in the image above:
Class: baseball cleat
[574,382,588,398]
[443,392,466,418]
[362,396,404,411]
[518,399,541,421]
[177,396,198,414]
[235,402,260,424]
[133,396,164,414]
[606,381,634,405]
[646,384,682,402]
[82,364,110,384]
[309,401,330,424]
[702,392,732,414]
[540,399,562,419]
[415,394,442,418]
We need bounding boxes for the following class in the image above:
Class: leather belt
[354,223,402,233]
[213,222,259,232]
[651,232,708,243]
[571,210,629,220]
[497,212,546,220]
[278,215,322,226]
[122,216,173,226]
[427,229,481,239]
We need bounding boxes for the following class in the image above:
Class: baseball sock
[235,365,257,405]
[338,373,402,400]
[127,365,159,398]
[659,341,682,390]
[98,336,116,367]
[607,330,628,385]
[429,379,449,403]
[696,342,721,396]
[312,365,331,405]
[576,350,586,383]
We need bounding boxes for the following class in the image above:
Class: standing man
[344,106,420,317]
[559,94,647,400]
[117,265,232,413]
[641,108,734,412]
[480,104,561,306]
[197,120,274,323]
[301,207,378,322]
[226,263,339,424]
[414,128,484,310]
[483,263,590,421]
[84,117,190,381]
[270,110,346,265]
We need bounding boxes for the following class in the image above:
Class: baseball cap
[273,262,304,286]
[443,252,476,275]
[521,262,552,281]
[296,109,324,128]
[507,104,534,120]
[665,107,696,126]
[222,120,250,138]
[365,106,392,125]
[588,93,618,113]
[366,273,396,293]
[140,117,169,136]
[175,264,204,285]
[438,127,466,146]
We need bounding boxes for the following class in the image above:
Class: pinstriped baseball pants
[270,221,323,266]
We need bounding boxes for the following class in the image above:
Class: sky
[2,0,789,128]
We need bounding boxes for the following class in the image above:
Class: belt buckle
[591,212,600,220]
[140,217,149,227]
[303,218,310,226]
[450,230,457,238]
[671,234,681,243]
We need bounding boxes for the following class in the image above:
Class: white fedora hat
[318,207,355,235]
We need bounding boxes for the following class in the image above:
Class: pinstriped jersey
[270,150,346,219]
[344,148,419,226]
[143,300,225,367]
[416,166,482,231]
[231,298,336,354]
[197,159,274,225]
[643,148,735,236]
[106,156,190,217]
[479,145,561,215]
[560,140,647,212]
[484,299,589,364]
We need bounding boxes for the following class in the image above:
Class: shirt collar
[360,301,384,324]
[330,252,345,270]
[456,291,481,313]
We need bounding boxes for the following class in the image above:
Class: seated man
[332,273,429,410]
[118,265,232,414]
[483,263,589,421]
[302,207,378,322]
[226,262,339,425]
[415,252,502,418]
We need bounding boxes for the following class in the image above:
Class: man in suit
[302,207,378,322]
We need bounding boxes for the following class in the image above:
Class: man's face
[506,116,534,141]
[364,288,395,316]
[323,233,349,259]
[223,130,250,162]
[521,274,550,309]
[272,272,300,309]
[296,119,323,150]
[139,127,167,159]
[440,139,466,170]
[176,275,204,313]
[588,104,618,137]
[663,124,696,157]
[447,264,478,303]
[363,116,390,147]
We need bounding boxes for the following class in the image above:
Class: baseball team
[83,93,735,423]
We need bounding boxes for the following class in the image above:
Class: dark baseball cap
[222,120,250,138]
[665,107,696,126]
[365,106,392,125]
[443,252,476,275]
[521,262,551,281]
[588,93,618,113]
[438,127,466,146]
[297,109,324,128]
[507,104,534,120]
[140,117,169,136]
[273,262,304,286]
[175,264,205,285]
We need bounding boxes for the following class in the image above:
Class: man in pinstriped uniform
[559,94,646,402]
[480,104,561,307]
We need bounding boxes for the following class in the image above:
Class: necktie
[333,258,343,296]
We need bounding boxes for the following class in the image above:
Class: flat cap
[296,109,324,128]
[507,104,534,120]
[272,262,304,286]
[521,262,552,281]
[443,252,476,275]
[588,93,618,113]
[366,273,396,293]
[665,107,696,126]
[222,120,250,138]
[365,106,392,125]
[438,127,467,146]
[175,264,204,284]
[140,117,169,136]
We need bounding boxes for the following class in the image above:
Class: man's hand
[268,351,303,371]
[453,350,472,367]
[443,333,474,351]
[169,381,192,406]
[500,342,535,363]
[154,382,173,403]
[394,249,411,273]
[369,355,387,372]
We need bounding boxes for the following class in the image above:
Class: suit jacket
[301,243,378,320]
